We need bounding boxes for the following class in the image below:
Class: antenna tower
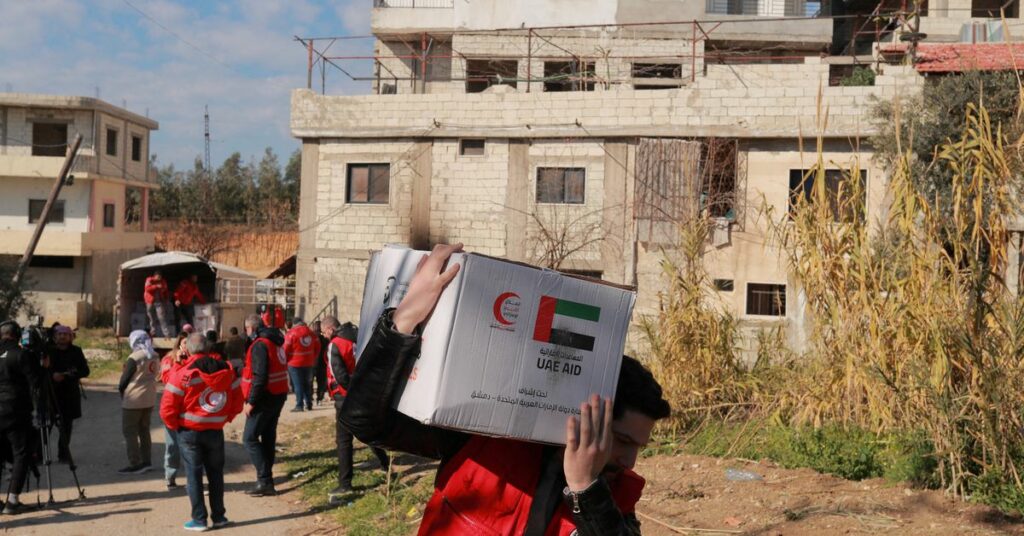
[204,105,212,174]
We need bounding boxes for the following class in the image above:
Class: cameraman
[46,326,89,463]
[0,321,41,514]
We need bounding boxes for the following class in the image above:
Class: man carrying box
[340,244,671,535]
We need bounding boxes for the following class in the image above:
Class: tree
[871,71,1022,218]
[284,148,301,221]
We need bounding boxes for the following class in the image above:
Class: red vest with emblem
[242,337,289,399]
[284,325,320,368]
[417,435,644,536]
[325,336,356,398]
[159,354,243,432]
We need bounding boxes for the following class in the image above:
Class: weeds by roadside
[280,417,435,536]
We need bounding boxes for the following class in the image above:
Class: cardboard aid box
[357,245,636,444]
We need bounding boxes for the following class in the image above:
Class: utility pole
[204,105,212,175]
[12,134,82,287]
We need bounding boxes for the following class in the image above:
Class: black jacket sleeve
[328,341,351,391]
[566,478,642,536]
[74,346,90,379]
[247,341,269,406]
[339,310,469,461]
[118,359,137,397]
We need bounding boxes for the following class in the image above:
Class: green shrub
[840,66,876,87]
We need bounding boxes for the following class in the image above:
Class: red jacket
[325,336,356,398]
[261,307,285,329]
[144,276,169,305]
[160,355,242,432]
[418,436,645,535]
[283,325,320,368]
[173,280,206,305]
[160,353,184,384]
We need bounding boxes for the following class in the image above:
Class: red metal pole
[420,32,428,94]
[527,29,533,93]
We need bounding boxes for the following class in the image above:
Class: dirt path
[2,376,328,535]
[636,454,1023,535]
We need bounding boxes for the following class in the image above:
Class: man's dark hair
[205,329,218,343]
[0,321,19,340]
[613,356,671,421]
[229,327,239,336]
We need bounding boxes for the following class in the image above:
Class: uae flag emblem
[533,296,600,352]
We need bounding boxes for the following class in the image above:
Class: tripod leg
[39,426,54,506]
[64,451,85,500]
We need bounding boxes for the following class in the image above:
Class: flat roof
[0,93,158,130]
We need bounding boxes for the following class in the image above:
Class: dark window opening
[746,283,786,316]
[972,0,1017,17]
[563,269,603,280]
[347,164,391,204]
[789,169,867,222]
[634,138,738,224]
[103,203,116,228]
[702,139,738,219]
[466,59,518,93]
[537,167,585,204]
[544,61,596,92]
[460,139,485,156]
[131,135,142,162]
[31,123,68,157]
[106,128,118,156]
[29,256,74,269]
[632,63,684,90]
[28,199,65,224]
[714,279,735,291]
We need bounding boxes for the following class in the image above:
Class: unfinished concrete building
[0,94,157,326]
[289,0,1016,351]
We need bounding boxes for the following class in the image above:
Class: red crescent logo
[493,292,520,325]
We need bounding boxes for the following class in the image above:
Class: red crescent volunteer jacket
[283,325,321,368]
[160,354,243,432]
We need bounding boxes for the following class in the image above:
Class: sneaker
[211,518,231,529]
[138,463,152,473]
[118,464,144,474]
[166,478,178,490]
[289,407,304,413]
[183,519,208,532]
[328,484,352,499]
[246,485,276,497]
[1,502,27,515]
[305,405,313,411]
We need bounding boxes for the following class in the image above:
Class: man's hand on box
[564,393,613,492]
[393,243,463,334]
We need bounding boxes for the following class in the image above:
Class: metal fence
[373,0,454,7]
[705,0,810,16]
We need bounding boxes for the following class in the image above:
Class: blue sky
[0,0,374,169]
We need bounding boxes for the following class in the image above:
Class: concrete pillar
[296,140,320,318]
[410,140,433,250]
[505,140,530,261]
[601,140,629,284]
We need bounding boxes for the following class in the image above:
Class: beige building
[0,94,158,327]
[289,0,1014,351]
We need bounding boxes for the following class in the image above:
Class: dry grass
[154,222,297,275]
[644,99,1024,505]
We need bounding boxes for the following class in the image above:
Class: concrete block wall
[311,256,369,324]
[429,138,509,255]
[316,139,417,250]
[0,108,95,157]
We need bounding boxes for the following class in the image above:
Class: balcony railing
[374,0,454,7]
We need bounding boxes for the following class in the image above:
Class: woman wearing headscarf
[118,330,160,474]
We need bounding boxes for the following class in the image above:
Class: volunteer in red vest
[174,274,206,331]
[320,316,389,502]
[160,331,190,490]
[161,333,242,532]
[241,314,287,497]
[283,318,320,412]
[340,244,672,535]
[260,304,286,330]
[144,270,169,336]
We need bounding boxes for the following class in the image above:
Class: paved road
[1,376,329,535]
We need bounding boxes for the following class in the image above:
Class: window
[543,61,596,92]
[103,203,116,229]
[31,123,68,157]
[536,167,585,204]
[713,279,735,292]
[131,135,143,162]
[972,0,1013,17]
[460,139,485,156]
[789,169,867,222]
[346,164,390,204]
[746,283,786,316]
[632,63,684,90]
[106,128,118,156]
[466,59,518,93]
[28,256,74,269]
[28,199,65,224]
